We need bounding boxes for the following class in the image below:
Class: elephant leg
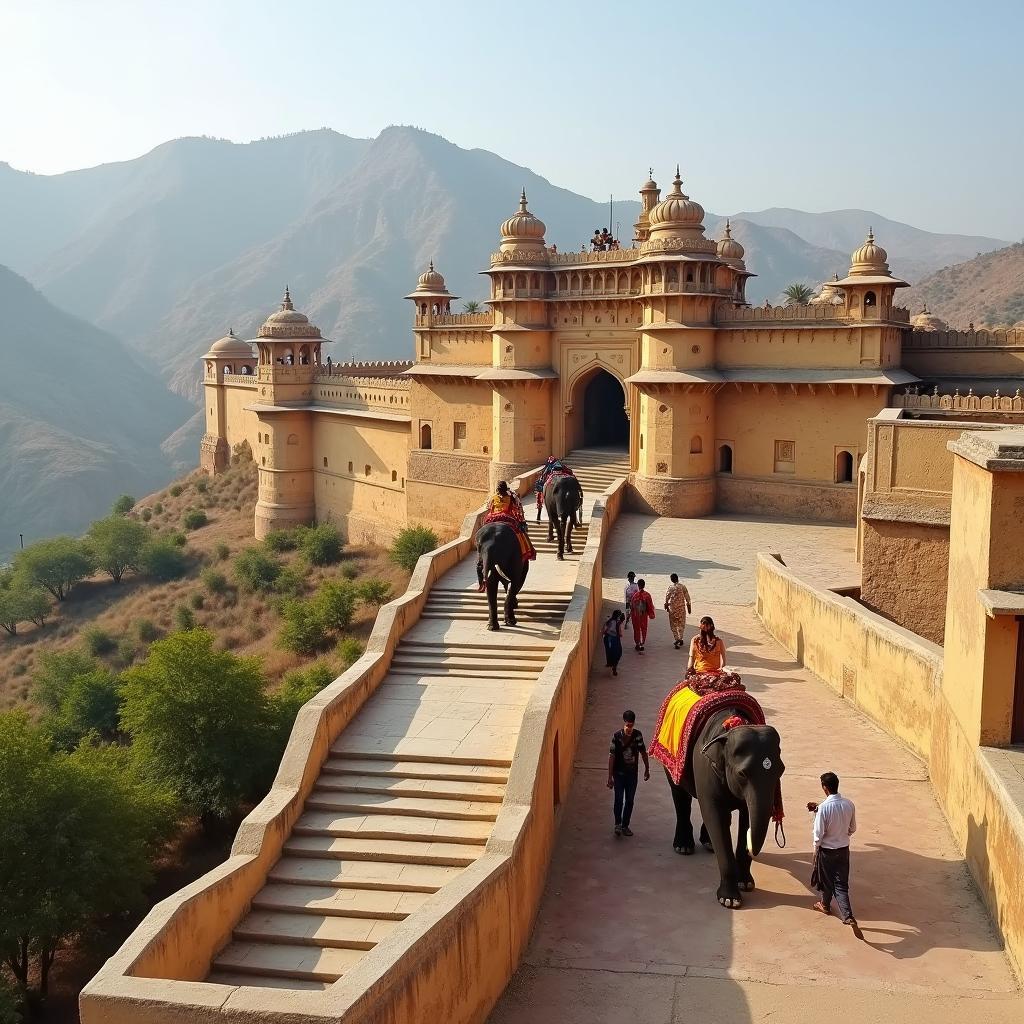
[665,771,695,854]
[486,573,500,631]
[555,515,565,560]
[505,568,524,626]
[734,804,755,891]
[699,820,712,850]
[697,792,743,908]
[564,515,574,554]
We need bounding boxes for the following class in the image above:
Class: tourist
[624,571,638,614]
[603,610,625,676]
[482,480,535,560]
[686,615,727,674]
[607,710,650,837]
[808,772,858,925]
[592,229,604,251]
[629,578,656,652]
[600,228,612,249]
[663,572,692,649]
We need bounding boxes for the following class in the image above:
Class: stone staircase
[204,451,627,991]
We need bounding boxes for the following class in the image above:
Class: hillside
[0,264,191,552]
[900,243,1024,329]
[2,127,1008,400]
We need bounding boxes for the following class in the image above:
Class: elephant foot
[487,622,500,632]
[556,553,564,561]
[674,845,694,856]
[700,838,714,852]
[738,879,756,892]
[717,884,743,909]
[505,616,517,627]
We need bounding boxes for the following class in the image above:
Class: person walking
[663,573,692,649]
[603,610,625,676]
[629,579,656,652]
[624,571,638,614]
[607,710,650,837]
[686,615,727,675]
[808,771,858,925]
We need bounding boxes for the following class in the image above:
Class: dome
[912,304,948,331]
[849,228,891,274]
[499,189,546,247]
[257,287,322,340]
[648,168,705,232]
[809,273,845,306]
[716,220,745,262]
[414,260,448,293]
[206,329,254,358]
[640,169,659,192]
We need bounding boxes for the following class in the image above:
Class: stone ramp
[205,453,621,991]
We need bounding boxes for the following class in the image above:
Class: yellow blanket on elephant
[654,685,702,754]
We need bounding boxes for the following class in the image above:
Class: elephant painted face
[715,725,784,857]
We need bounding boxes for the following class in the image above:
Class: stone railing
[893,386,1024,413]
[220,373,259,386]
[718,302,849,323]
[902,327,1024,349]
[316,359,412,378]
[548,247,642,265]
[413,312,493,328]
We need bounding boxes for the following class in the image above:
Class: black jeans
[817,845,854,920]
[613,770,638,827]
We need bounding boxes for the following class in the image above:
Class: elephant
[475,521,529,631]
[543,473,583,560]
[666,706,784,909]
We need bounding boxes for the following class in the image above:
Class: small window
[348,461,353,472]
[718,444,733,474]
[364,464,371,476]
[287,433,299,446]
[391,470,398,482]
[323,457,328,468]
[453,421,467,450]
[420,422,432,450]
[774,440,796,474]
[835,449,854,484]
[689,435,703,455]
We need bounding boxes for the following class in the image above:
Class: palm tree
[783,283,815,306]
[462,300,482,313]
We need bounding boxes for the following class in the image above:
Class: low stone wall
[719,475,856,523]
[81,467,548,1022]
[756,553,1024,980]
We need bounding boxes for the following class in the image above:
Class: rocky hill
[900,243,1024,329]
[0,265,191,553]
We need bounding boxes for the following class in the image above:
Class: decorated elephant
[543,473,583,560]
[649,675,785,908]
[475,521,529,630]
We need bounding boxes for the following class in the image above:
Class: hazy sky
[2,0,1022,238]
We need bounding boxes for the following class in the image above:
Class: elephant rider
[483,481,536,561]
[534,455,582,512]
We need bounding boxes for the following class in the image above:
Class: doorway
[582,370,629,449]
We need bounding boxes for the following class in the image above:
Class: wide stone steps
[202,453,634,992]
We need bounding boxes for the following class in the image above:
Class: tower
[633,170,661,243]
[200,329,256,473]
[405,261,457,360]
[252,289,327,537]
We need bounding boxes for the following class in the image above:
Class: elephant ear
[700,734,728,781]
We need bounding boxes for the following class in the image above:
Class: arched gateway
[582,369,629,449]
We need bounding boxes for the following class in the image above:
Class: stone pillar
[942,429,1024,746]
[253,410,316,539]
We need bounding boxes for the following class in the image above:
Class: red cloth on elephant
[648,677,764,786]
[481,510,536,561]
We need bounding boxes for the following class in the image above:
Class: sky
[2,0,1022,239]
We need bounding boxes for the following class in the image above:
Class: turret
[200,329,256,473]
[833,230,908,320]
[633,170,661,243]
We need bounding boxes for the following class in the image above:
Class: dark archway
[582,369,629,449]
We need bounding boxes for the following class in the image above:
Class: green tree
[120,630,273,823]
[277,600,330,655]
[336,636,364,670]
[234,546,281,592]
[43,667,122,750]
[315,580,358,632]
[139,538,188,581]
[182,508,208,531]
[13,537,95,601]
[0,974,22,1024]
[200,568,229,595]
[390,526,439,572]
[298,523,344,566]
[0,713,176,1002]
[274,564,307,598]
[0,577,50,635]
[358,577,392,606]
[783,282,815,306]
[462,300,482,313]
[111,494,136,517]
[31,651,98,712]
[86,515,150,582]
[268,661,334,742]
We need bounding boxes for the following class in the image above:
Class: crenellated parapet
[892,385,1024,413]
[317,359,413,376]
[901,327,1024,349]
[717,302,910,324]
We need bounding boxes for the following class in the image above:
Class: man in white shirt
[808,771,857,924]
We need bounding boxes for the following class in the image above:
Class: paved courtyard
[490,514,1022,1023]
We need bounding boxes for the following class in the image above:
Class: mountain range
[0,126,1012,542]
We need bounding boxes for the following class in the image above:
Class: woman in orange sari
[686,615,727,676]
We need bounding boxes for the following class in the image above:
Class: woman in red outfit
[629,578,656,652]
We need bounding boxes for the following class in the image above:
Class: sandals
[812,901,831,916]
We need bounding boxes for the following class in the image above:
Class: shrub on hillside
[298,523,343,566]
[174,606,196,631]
[195,478,209,493]
[274,564,307,598]
[40,662,123,750]
[111,494,136,517]
[234,547,281,592]
[315,580,357,633]
[264,528,299,553]
[268,661,335,739]
[182,508,208,531]
[14,536,95,601]
[277,600,330,656]
[141,508,153,522]
[336,636,364,670]
[153,502,164,514]
[358,577,392,606]
[200,568,229,595]
[169,484,183,498]
[136,618,160,643]
[389,526,439,572]
[120,629,274,822]
[86,515,150,582]
[189,592,205,610]
[0,574,50,635]
[83,626,117,657]
[139,538,188,581]
[169,531,187,547]
[214,541,230,562]
[340,561,360,580]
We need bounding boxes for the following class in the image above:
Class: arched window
[836,450,854,483]
[690,435,703,454]
[718,444,733,473]
[686,270,694,282]
[287,433,299,446]
[420,423,432,449]
[224,364,233,374]
[364,464,371,476]
[391,470,398,482]
[864,291,877,308]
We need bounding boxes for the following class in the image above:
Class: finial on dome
[282,286,293,310]
[519,188,528,213]
[649,167,653,178]
[725,218,732,236]
[867,227,874,243]
[675,163,680,178]
[428,260,435,272]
